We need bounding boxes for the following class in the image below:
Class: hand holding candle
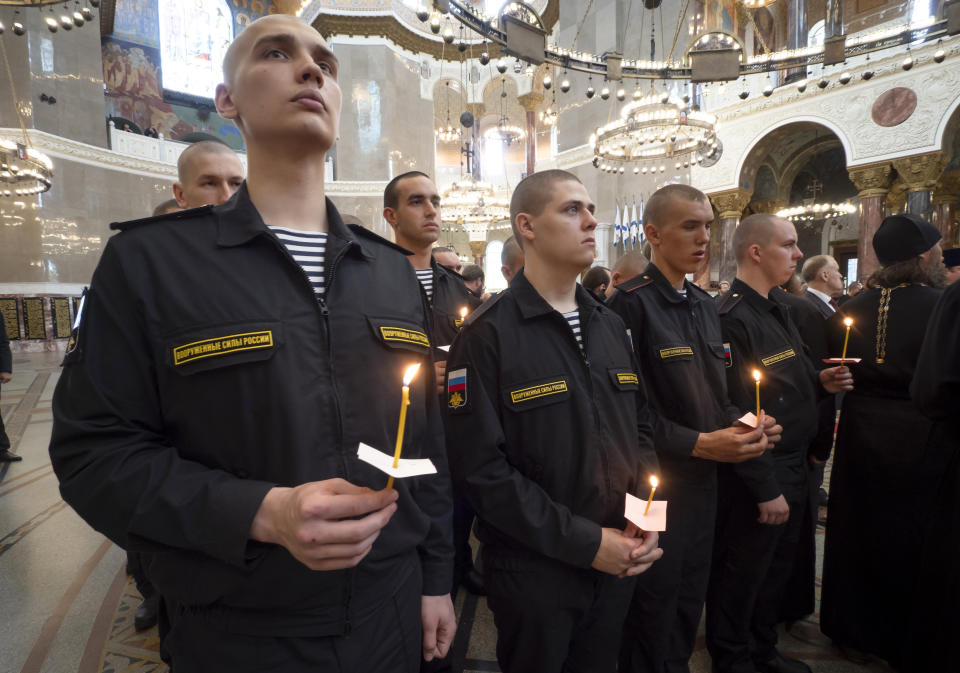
[386,363,421,490]
[752,369,761,419]
[643,475,659,516]
[840,317,853,361]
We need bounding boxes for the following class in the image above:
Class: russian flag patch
[447,368,467,409]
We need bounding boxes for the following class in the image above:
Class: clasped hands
[592,524,663,578]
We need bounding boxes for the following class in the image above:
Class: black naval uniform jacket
[718,279,820,502]
[49,185,453,636]
[442,270,659,567]
[428,258,482,356]
[607,263,742,491]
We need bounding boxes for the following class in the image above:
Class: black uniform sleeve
[910,282,960,421]
[443,327,602,569]
[415,299,455,596]
[49,241,275,567]
[611,292,700,458]
[721,317,781,503]
[0,316,10,373]
[627,333,661,480]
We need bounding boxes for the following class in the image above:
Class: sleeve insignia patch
[659,346,694,360]
[509,379,568,404]
[447,367,468,409]
[380,326,430,349]
[723,342,732,368]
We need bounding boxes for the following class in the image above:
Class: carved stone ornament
[469,240,488,258]
[892,151,950,192]
[710,188,753,220]
[848,161,893,196]
[517,92,545,112]
[871,88,918,128]
[933,170,960,204]
[886,181,908,213]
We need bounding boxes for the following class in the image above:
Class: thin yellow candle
[752,369,761,419]
[643,475,659,516]
[386,363,421,490]
[460,307,468,321]
[840,317,853,361]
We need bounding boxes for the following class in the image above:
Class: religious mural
[101,0,284,148]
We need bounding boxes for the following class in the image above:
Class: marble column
[892,151,949,223]
[933,171,960,246]
[595,222,612,269]
[517,93,543,178]
[709,188,753,284]
[469,240,488,266]
[848,162,893,280]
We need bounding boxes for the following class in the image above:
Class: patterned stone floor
[1,352,895,673]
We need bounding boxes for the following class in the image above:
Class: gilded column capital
[892,151,949,192]
[933,170,960,205]
[750,199,788,215]
[469,240,488,258]
[886,180,907,213]
[848,161,893,195]
[517,92,545,112]
[710,188,752,220]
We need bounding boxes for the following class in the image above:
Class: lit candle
[643,475,659,516]
[840,317,853,361]
[752,369,761,419]
[386,363,421,490]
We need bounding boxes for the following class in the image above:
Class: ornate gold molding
[933,170,960,205]
[848,161,893,196]
[469,240,488,260]
[517,92,543,112]
[885,180,907,213]
[892,151,950,192]
[710,189,752,220]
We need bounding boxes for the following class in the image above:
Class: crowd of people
[41,14,958,673]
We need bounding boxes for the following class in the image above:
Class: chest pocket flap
[367,315,431,354]
[608,368,640,391]
[503,375,570,412]
[166,321,282,375]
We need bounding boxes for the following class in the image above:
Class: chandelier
[590,90,719,173]
[1,29,54,197]
[435,81,461,144]
[776,202,857,222]
[484,120,525,146]
[441,175,510,240]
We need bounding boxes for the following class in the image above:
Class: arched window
[159,0,233,99]
[484,239,506,291]
[808,20,825,48]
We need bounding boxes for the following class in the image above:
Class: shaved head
[734,213,782,263]
[612,250,649,280]
[177,141,239,183]
[509,169,582,247]
[644,184,710,227]
[222,14,314,86]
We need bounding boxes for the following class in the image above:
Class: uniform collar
[214,182,370,258]
[731,278,789,321]
[511,268,603,321]
[643,262,697,305]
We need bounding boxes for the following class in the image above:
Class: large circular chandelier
[777,202,857,222]
[484,120,525,146]
[441,175,510,240]
[0,141,53,197]
[590,90,719,173]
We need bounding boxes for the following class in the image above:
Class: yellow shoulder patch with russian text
[761,348,796,367]
[617,372,639,385]
[379,326,430,348]
[173,330,274,366]
[659,346,694,359]
[510,379,568,404]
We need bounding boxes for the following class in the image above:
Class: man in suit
[800,255,843,317]
[0,314,17,462]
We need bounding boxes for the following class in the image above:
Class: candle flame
[843,317,853,327]
[403,363,421,386]
[460,307,468,319]
[752,369,761,382]
[649,475,659,488]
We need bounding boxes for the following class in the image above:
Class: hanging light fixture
[776,202,857,222]
[1,28,53,197]
[435,81,461,144]
[485,78,526,146]
[440,175,511,238]
[590,88,719,173]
